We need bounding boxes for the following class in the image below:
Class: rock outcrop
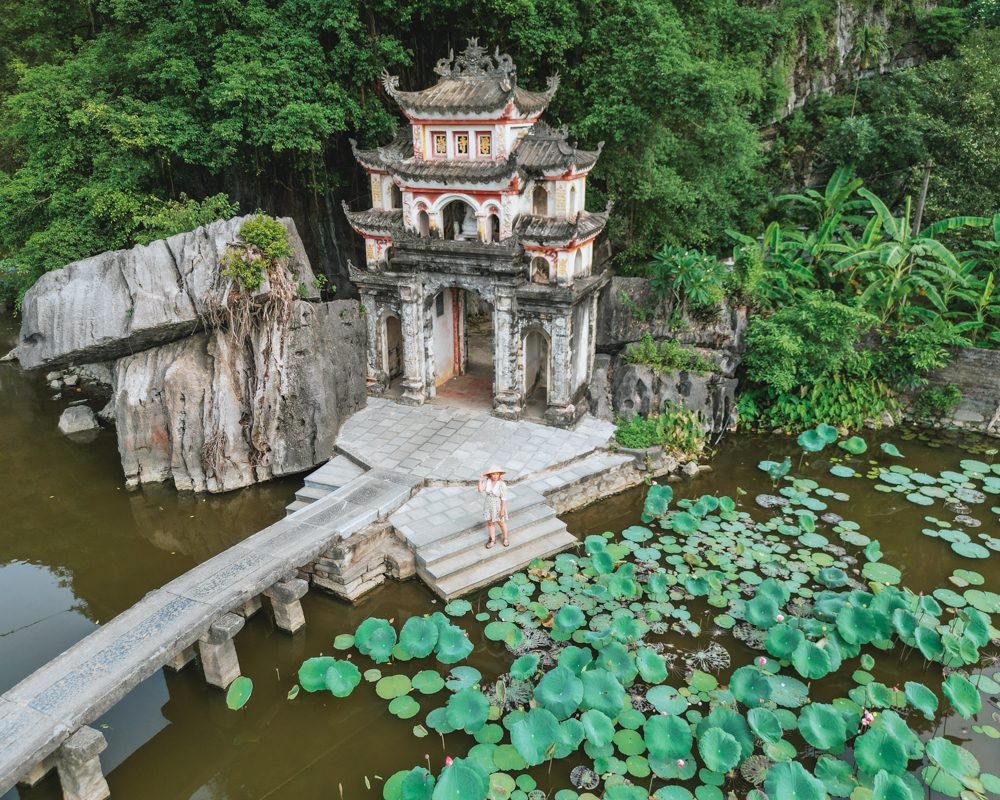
[58,405,99,436]
[113,300,366,493]
[18,215,318,371]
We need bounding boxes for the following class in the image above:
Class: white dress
[483,478,508,522]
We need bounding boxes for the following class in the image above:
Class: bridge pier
[55,727,110,800]
[264,578,308,633]
[165,645,197,671]
[198,613,245,689]
[234,595,263,618]
[18,754,55,787]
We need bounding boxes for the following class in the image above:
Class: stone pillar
[234,595,262,618]
[165,645,197,672]
[362,291,385,394]
[492,285,521,420]
[545,312,576,427]
[198,612,245,689]
[264,577,308,633]
[398,281,426,406]
[55,727,109,800]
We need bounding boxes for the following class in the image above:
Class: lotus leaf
[964,589,1000,612]
[952,541,990,558]
[507,654,539,681]
[696,708,754,759]
[554,604,585,633]
[764,761,827,800]
[926,737,980,778]
[322,662,361,698]
[592,551,616,574]
[445,666,482,691]
[855,728,908,775]
[863,562,901,585]
[831,466,856,478]
[644,485,674,519]
[580,669,626,717]
[880,443,903,458]
[745,594,780,629]
[797,703,847,751]
[815,755,856,797]
[355,618,397,664]
[791,639,831,680]
[411,670,445,695]
[376,674,411,699]
[510,707,561,766]
[672,512,699,535]
[647,685,688,715]
[942,673,981,718]
[435,625,473,664]
[579,708,615,748]
[645,713,692,760]
[921,766,964,798]
[559,646,594,675]
[747,708,783,745]
[614,728,646,757]
[837,605,877,644]
[389,695,420,719]
[605,787,648,800]
[798,429,828,452]
[398,766,435,800]
[729,666,773,706]
[637,647,668,684]
[432,758,486,800]
[444,599,472,617]
[872,770,911,800]
[699,727,741,773]
[906,492,934,506]
[817,568,848,588]
[226,676,253,710]
[333,634,355,650]
[838,436,867,454]
[299,656,338,693]
[533,665,583,720]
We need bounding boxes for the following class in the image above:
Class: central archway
[428,287,495,409]
[442,199,477,240]
[522,329,550,421]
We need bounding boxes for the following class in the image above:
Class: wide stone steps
[389,485,576,600]
[286,455,366,516]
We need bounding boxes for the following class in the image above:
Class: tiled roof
[515,122,603,173]
[516,211,609,247]
[381,39,557,117]
[350,130,413,172]
[342,204,403,237]
[384,153,520,185]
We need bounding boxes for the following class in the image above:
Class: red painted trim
[404,115,541,125]
[452,287,461,378]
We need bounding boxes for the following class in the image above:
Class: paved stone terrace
[337,397,615,482]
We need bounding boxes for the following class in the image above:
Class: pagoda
[344,39,609,426]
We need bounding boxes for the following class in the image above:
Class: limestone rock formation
[113,300,366,493]
[17,215,318,371]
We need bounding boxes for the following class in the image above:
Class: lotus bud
[678,760,685,767]
[757,657,766,666]
[445,756,453,766]
[776,614,785,622]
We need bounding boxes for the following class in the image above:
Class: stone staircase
[389,485,578,600]
[285,455,366,516]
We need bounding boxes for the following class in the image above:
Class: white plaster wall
[571,302,590,395]
[432,289,456,386]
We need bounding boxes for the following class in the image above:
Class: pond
[4,308,1000,800]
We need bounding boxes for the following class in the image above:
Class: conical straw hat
[482,464,506,476]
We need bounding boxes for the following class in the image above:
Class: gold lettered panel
[370,175,382,207]
[555,183,567,215]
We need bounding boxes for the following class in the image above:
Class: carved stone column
[55,727,110,800]
[361,290,386,395]
[198,613,245,689]
[492,285,521,420]
[234,595,263,618]
[544,312,576,427]
[398,280,426,406]
[264,577,308,633]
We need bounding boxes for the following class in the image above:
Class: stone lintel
[263,577,308,605]
[199,613,245,646]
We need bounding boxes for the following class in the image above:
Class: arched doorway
[390,184,402,209]
[523,330,549,420]
[417,210,430,237]
[531,257,550,284]
[486,214,500,243]
[429,288,495,409]
[532,185,547,215]
[384,315,402,379]
[442,199,476,240]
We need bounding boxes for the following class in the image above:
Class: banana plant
[774,165,869,228]
[829,191,989,322]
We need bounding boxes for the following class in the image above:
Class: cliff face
[113,301,366,493]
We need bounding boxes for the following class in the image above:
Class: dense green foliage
[913,384,963,417]
[621,333,714,375]
[614,407,706,453]
[220,215,293,292]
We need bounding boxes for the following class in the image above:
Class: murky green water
[4,308,1000,800]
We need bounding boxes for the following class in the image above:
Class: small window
[477,133,492,157]
[436,292,445,317]
[390,184,402,209]
[531,257,550,284]
[432,132,447,157]
[455,133,469,157]
[532,185,547,215]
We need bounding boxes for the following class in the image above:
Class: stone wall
[592,277,746,433]
[898,346,1000,435]
[113,300,367,493]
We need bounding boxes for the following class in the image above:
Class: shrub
[876,323,964,391]
[221,215,292,292]
[621,333,714,375]
[614,406,705,454]
[915,8,968,56]
[649,246,726,314]
[134,194,240,246]
[914,384,963,418]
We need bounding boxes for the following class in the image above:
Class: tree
[847,21,889,117]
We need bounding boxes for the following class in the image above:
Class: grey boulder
[18,215,318,371]
[58,405,99,437]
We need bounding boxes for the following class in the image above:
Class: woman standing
[478,465,509,548]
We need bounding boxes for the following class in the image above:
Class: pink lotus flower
[757,657,766,666]
[776,614,785,622]
[678,760,685,767]
[445,757,453,766]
